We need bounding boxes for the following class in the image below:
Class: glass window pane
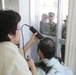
[39,0,58,37]
[61,0,69,62]
[62,0,69,39]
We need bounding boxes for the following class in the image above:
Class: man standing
[45,12,57,36]
[62,15,68,39]
[40,14,48,34]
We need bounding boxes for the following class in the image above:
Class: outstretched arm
[23,33,38,53]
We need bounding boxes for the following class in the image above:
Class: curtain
[65,0,76,74]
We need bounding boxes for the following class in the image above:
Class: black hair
[0,10,21,42]
[38,37,55,59]
[36,37,62,74]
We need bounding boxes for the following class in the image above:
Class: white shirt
[36,58,73,75]
[0,42,32,75]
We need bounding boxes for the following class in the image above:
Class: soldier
[61,15,68,62]
[40,14,48,34]
[62,15,68,39]
[45,12,57,36]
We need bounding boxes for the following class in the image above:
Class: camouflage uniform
[62,15,68,39]
[62,25,67,39]
[43,22,57,36]
[45,12,57,36]
[40,21,48,34]
[40,12,57,36]
[40,21,44,34]
[61,25,67,62]
[40,14,48,34]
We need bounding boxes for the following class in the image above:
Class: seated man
[35,37,73,75]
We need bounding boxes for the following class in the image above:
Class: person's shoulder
[44,23,50,27]
[62,24,66,28]
[45,22,49,26]
[61,63,73,75]
[36,67,45,75]
[48,58,65,75]
[53,22,57,26]
[40,21,43,25]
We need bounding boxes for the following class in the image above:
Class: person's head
[0,10,21,43]
[37,37,55,59]
[63,15,68,26]
[48,12,55,23]
[41,14,48,23]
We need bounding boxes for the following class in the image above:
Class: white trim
[56,0,63,57]
[65,0,76,74]
[1,0,5,9]
[59,39,65,45]
[29,0,39,62]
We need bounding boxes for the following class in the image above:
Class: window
[39,0,69,62]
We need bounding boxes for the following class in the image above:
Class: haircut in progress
[38,37,55,59]
[35,37,73,75]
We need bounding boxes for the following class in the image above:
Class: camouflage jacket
[62,25,67,39]
[40,21,67,38]
[42,22,57,36]
[40,21,48,34]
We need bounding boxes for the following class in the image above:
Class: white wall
[4,0,19,12]
[19,0,31,57]
[65,0,76,74]
[0,0,5,9]
[19,0,39,62]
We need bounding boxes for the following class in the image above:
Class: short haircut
[0,10,21,42]
[42,14,48,19]
[48,12,55,17]
[38,37,55,59]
